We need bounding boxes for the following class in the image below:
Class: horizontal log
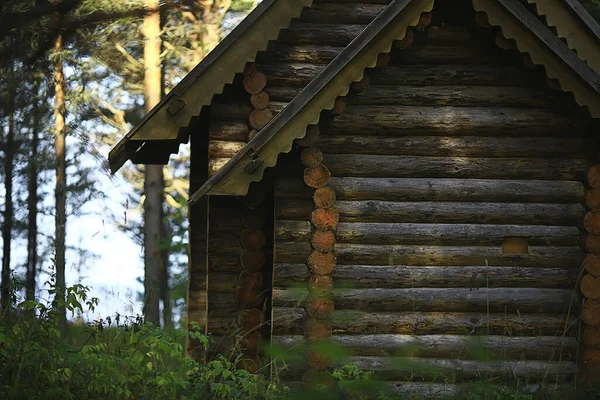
[272,334,577,360]
[369,65,541,86]
[279,356,577,382]
[258,43,344,64]
[333,244,584,268]
[209,273,240,292]
[346,85,569,107]
[325,154,589,180]
[315,135,594,158]
[209,140,246,158]
[209,121,248,141]
[278,22,366,46]
[325,106,587,136]
[392,44,515,65]
[275,199,586,226]
[276,220,580,246]
[273,288,579,313]
[209,157,230,176]
[211,101,285,119]
[273,264,578,289]
[322,177,585,203]
[274,242,584,267]
[299,3,384,24]
[261,63,326,87]
[271,308,577,336]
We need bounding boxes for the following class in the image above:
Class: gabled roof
[108,0,311,173]
[187,0,600,204]
[108,0,600,203]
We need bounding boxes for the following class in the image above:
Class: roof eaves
[108,0,312,174]
[188,0,435,205]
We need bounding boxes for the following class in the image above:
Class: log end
[304,318,332,342]
[304,164,332,189]
[305,296,334,319]
[311,230,336,252]
[307,250,337,276]
[297,124,320,148]
[313,187,337,209]
[309,275,334,297]
[301,147,324,168]
[311,208,340,231]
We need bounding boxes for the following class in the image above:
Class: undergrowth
[0,283,598,399]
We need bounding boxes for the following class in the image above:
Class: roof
[108,0,311,173]
[108,0,600,203]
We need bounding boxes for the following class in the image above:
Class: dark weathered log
[304,164,331,188]
[332,244,584,268]
[272,334,577,360]
[276,220,579,246]
[273,287,579,313]
[209,140,245,158]
[311,208,339,231]
[248,108,274,130]
[369,65,541,86]
[300,3,385,24]
[296,124,320,148]
[325,106,587,136]
[346,85,566,107]
[316,135,592,158]
[258,43,344,64]
[302,369,336,390]
[588,165,600,188]
[241,210,267,229]
[209,273,241,292]
[209,121,248,141]
[271,308,576,336]
[324,154,589,180]
[307,251,336,276]
[278,22,366,47]
[324,177,586,203]
[280,356,576,382]
[243,71,267,94]
[207,315,239,335]
[212,101,253,118]
[275,241,584,267]
[260,63,326,87]
[393,44,520,65]
[585,254,600,277]
[274,264,578,289]
[581,274,600,300]
[250,91,270,110]
[275,199,586,226]
[584,299,600,326]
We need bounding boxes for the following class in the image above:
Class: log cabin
[109,0,600,395]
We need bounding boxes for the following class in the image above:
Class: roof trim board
[527,0,600,73]
[108,0,312,173]
[473,0,600,117]
[188,0,435,204]
[564,0,600,43]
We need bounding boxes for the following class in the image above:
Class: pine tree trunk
[189,0,226,67]
[160,208,172,331]
[1,68,15,319]
[143,0,163,327]
[26,79,40,302]
[53,31,67,334]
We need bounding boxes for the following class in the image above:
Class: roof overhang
[108,0,312,173]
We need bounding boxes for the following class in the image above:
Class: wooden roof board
[526,0,600,73]
[473,0,600,117]
[107,0,311,173]
[188,0,435,203]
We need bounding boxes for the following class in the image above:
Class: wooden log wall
[205,198,271,371]
[582,166,600,383]
[271,4,597,391]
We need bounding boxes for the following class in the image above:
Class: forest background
[1,0,600,335]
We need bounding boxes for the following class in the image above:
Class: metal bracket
[244,153,263,174]
[166,97,186,116]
